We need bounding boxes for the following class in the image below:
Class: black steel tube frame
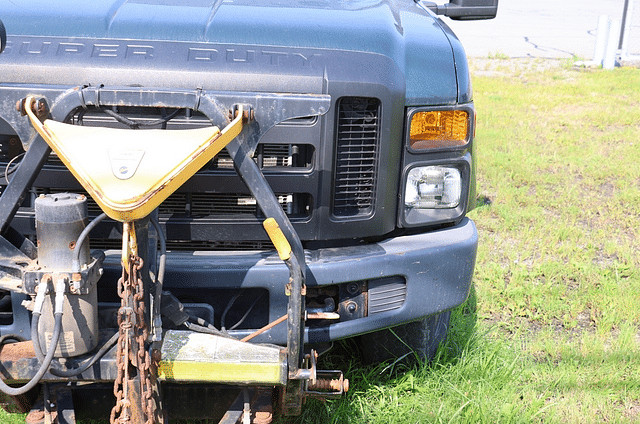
[0,136,51,235]
[0,84,328,384]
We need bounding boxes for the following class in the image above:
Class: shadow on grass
[440,284,479,364]
[274,286,480,424]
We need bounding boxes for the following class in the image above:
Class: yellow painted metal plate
[26,98,243,221]
[158,330,287,385]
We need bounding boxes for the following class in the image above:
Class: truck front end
[0,0,496,421]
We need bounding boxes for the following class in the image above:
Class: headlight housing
[399,105,474,228]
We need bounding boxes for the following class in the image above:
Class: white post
[593,14,610,65]
[603,19,621,69]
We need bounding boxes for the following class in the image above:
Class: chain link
[111,249,159,423]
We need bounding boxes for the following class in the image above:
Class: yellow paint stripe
[158,361,283,384]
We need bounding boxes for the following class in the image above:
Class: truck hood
[0,0,466,104]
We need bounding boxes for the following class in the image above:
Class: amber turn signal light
[409,110,469,150]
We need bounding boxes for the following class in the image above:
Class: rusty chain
[110,255,134,423]
[131,256,158,424]
[110,224,160,424]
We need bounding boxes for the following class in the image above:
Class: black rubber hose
[0,312,62,396]
[183,321,232,339]
[48,331,119,378]
[228,292,264,331]
[188,314,218,331]
[72,212,107,273]
[150,216,166,341]
[0,19,5,55]
[0,334,25,345]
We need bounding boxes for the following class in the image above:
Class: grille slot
[90,238,275,252]
[33,188,310,219]
[333,97,380,217]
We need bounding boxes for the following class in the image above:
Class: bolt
[346,282,359,295]
[308,377,349,393]
[346,301,357,314]
[243,109,255,122]
[33,98,49,120]
[15,99,26,116]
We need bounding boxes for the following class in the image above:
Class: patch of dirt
[621,400,640,421]
[468,58,570,77]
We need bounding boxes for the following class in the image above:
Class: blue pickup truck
[0,0,496,421]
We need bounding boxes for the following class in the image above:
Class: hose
[0,280,64,396]
[0,334,25,345]
[47,331,119,378]
[220,292,242,331]
[228,292,264,331]
[71,212,107,273]
[101,107,181,129]
[150,216,166,342]
[183,321,231,339]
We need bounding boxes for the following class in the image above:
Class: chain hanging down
[110,222,159,424]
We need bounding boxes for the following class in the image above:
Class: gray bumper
[104,218,478,345]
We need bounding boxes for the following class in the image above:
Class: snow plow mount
[0,88,345,422]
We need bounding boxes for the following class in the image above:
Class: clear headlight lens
[405,166,461,209]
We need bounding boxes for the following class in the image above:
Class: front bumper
[102,217,478,345]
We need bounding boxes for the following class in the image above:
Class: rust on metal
[0,341,36,361]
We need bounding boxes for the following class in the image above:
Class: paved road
[445,0,628,59]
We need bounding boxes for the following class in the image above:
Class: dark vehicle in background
[0,0,496,422]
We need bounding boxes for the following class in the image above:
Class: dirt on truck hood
[0,0,466,104]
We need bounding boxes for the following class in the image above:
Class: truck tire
[358,311,451,365]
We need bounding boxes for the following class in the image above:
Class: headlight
[400,160,470,228]
[405,166,461,209]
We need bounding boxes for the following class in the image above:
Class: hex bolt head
[346,282,359,295]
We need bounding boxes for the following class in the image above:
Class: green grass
[281,60,640,423]
[3,60,639,423]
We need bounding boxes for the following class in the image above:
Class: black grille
[333,97,380,217]
[90,238,274,252]
[32,188,310,220]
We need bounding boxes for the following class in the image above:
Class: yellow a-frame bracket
[25,97,245,222]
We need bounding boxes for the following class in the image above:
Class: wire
[48,331,119,378]
[188,314,217,331]
[100,108,182,129]
[0,311,62,396]
[183,321,233,339]
[228,292,265,331]
[220,292,242,331]
[150,216,166,342]
[0,334,25,345]
[4,152,25,183]
[221,291,265,332]
[72,212,108,273]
